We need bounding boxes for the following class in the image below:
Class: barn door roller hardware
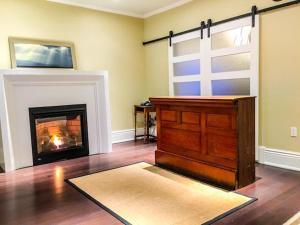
[169,30,174,46]
[252,5,258,27]
[143,0,300,46]
[207,19,212,38]
[200,21,205,39]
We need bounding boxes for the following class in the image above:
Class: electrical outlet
[290,127,297,137]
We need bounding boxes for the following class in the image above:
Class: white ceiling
[48,0,193,18]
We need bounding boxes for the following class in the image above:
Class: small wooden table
[134,105,156,143]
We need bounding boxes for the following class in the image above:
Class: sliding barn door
[168,16,259,158]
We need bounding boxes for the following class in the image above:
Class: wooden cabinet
[149,96,255,189]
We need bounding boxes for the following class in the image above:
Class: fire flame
[53,135,62,148]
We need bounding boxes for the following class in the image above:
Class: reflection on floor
[0,140,300,225]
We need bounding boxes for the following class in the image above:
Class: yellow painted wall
[0,0,299,154]
[144,0,300,152]
[0,0,146,131]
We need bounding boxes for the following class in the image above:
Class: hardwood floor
[0,141,299,225]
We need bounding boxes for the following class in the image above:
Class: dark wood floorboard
[0,141,299,225]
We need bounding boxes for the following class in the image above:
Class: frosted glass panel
[174,60,200,76]
[212,53,250,73]
[212,26,251,50]
[173,38,200,57]
[212,78,250,96]
[174,81,201,96]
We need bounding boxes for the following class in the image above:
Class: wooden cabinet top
[149,96,256,106]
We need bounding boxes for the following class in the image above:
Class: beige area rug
[67,162,256,225]
[284,212,300,225]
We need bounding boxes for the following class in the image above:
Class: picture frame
[9,37,77,69]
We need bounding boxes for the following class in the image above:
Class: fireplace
[29,104,89,165]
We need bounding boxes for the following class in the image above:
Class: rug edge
[201,197,257,225]
[65,179,132,225]
[65,162,257,225]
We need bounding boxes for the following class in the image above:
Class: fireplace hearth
[29,104,89,165]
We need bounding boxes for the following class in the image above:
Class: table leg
[146,112,150,143]
[144,109,147,143]
[134,108,137,142]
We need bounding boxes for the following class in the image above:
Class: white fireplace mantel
[0,69,112,172]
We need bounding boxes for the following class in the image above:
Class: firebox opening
[36,115,83,153]
[29,104,89,165]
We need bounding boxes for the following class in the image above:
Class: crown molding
[143,0,193,18]
[48,0,193,19]
[48,0,143,18]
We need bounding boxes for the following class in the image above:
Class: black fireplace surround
[29,104,89,165]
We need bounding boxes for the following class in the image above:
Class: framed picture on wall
[8,37,77,69]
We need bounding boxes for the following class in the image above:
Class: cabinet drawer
[207,113,235,130]
[207,133,237,160]
[161,110,176,122]
[182,112,200,125]
[161,128,201,152]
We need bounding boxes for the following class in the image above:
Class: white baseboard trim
[112,128,144,144]
[0,163,4,171]
[259,146,300,172]
[0,149,4,171]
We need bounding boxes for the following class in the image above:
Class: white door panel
[168,15,259,159]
